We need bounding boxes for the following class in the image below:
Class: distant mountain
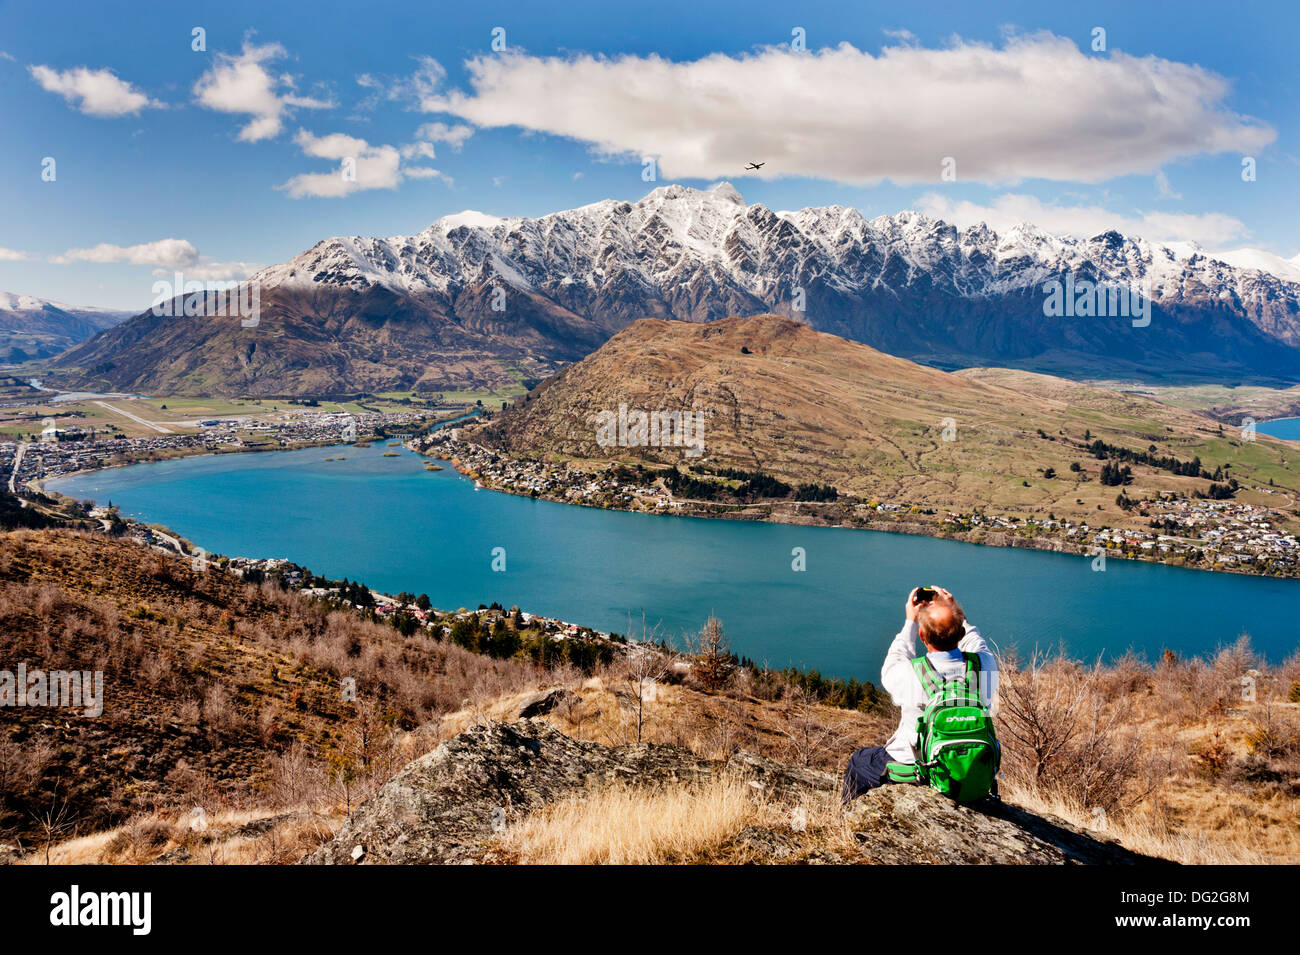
[0,292,132,363]
[55,184,1300,395]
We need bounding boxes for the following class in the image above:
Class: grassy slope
[1082,379,1300,423]
[471,315,1300,532]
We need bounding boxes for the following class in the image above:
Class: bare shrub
[698,698,751,761]
[780,686,842,768]
[1194,731,1231,779]
[102,818,179,863]
[623,646,669,745]
[1211,635,1261,710]
[997,651,1148,813]
[201,684,243,733]
[1246,702,1299,763]
[267,742,332,809]
[0,735,55,797]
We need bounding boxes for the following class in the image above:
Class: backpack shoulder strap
[961,651,983,702]
[911,655,943,698]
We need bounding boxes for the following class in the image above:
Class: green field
[1085,380,1300,421]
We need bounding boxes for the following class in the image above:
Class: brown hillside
[0,529,541,846]
[469,315,1300,528]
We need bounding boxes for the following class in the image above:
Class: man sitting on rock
[842,585,998,804]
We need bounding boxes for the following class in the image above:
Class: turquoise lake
[1258,417,1300,441]
[49,444,1298,678]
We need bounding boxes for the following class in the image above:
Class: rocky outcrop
[514,687,570,719]
[302,719,714,865]
[845,786,1155,865]
[302,719,1169,865]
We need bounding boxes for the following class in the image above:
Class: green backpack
[886,651,1000,803]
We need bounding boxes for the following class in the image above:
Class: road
[8,442,26,496]
[152,528,187,557]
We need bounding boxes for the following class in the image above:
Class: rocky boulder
[302,719,1169,865]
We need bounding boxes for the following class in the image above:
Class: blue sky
[1,0,1296,309]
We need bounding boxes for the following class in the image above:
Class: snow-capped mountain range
[56,183,1300,395]
[258,182,1300,327]
[0,292,132,363]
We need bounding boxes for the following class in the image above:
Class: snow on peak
[0,292,53,311]
[706,181,745,204]
[637,182,747,208]
[249,186,1300,310]
[436,210,506,233]
[1210,248,1300,283]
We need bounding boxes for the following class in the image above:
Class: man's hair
[917,602,966,651]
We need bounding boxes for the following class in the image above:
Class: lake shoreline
[437,443,1300,582]
[32,439,346,495]
[36,430,1299,583]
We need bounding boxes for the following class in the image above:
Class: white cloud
[49,239,260,279]
[423,34,1275,185]
[881,28,917,43]
[150,261,263,281]
[400,57,446,102]
[193,41,331,142]
[413,121,474,151]
[352,57,447,114]
[51,239,200,268]
[915,192,1250,246]
[1154,170,1182,200]
[0,247,32,262]
[29,65,160,117]
[401,141,438,161]
[280,130,447,198]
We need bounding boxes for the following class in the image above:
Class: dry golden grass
[994,643,1300,864]
[497,780,760,864]
[494,779,853,865]
[1000,783,1265,865]
[25,805,345,866]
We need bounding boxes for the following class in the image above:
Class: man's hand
[932,586,963,617]
[904,587,921,622]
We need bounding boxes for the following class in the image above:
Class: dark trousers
[841,745,896,805]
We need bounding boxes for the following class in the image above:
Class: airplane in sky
[744,162,765,170]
